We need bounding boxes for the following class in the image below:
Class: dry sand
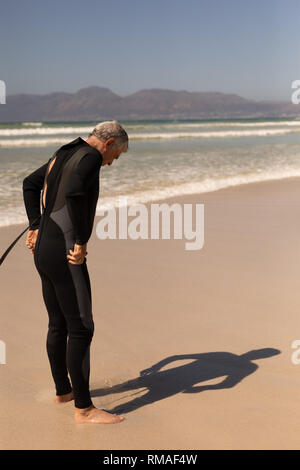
[1,177,300,450]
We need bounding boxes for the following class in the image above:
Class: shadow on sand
[91,348,281,415]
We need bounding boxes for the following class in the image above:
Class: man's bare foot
[55,391,74,404]
[74,405,125,424]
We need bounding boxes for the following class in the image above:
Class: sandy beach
[1,177,300,450]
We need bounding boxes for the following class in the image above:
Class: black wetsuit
[23,137,103,408]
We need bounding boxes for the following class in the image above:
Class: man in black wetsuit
[22,121,128,424]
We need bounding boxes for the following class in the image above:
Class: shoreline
[2,173,300,232]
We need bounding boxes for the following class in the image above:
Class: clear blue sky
[0,0,299,101]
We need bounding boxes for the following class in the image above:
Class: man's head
[86,120,128,166]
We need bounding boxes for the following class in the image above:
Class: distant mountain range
[0,86,299,122]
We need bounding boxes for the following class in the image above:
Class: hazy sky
[1,0,299,101]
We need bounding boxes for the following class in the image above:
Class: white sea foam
[159,121,300,128]
[0,210,29,227]
[0,122,299,137]
[21,122,43,127]
[0,126,93,136]
[0,137,71,147]
[2,168,300,228]
[1,127,300,147]
[130,128,300,139]
[96,167,300,211]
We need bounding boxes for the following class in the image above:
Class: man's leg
[46,259,124,423]
[53,259,94,409]
[66,316,94,409]
[40,273,73,399]
[67,258,93,408]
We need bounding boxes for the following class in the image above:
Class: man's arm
[22,158,51,229]
[65,152,102,264]
[65,152,102,246]
[22,158,52,254]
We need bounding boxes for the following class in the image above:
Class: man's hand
[26,229,39,254]
[67,243,87,265]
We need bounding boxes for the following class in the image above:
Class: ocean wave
[0,137,72,147]
[0,210,29,227]
[1,127,300,147]
[96,168,300,210]
[0,126,93,136]
[22,122,43,127]
[130,129,300,139]
[160,120,300,129]
[2,167,300,227]
[125,121,300,131]
[0,121,300,137]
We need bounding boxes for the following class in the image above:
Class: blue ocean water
[1,118,300,226]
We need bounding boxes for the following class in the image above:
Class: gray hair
[89,120,128,150]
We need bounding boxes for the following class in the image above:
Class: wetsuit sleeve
[22,158,51,229]
[65,152,102,245]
